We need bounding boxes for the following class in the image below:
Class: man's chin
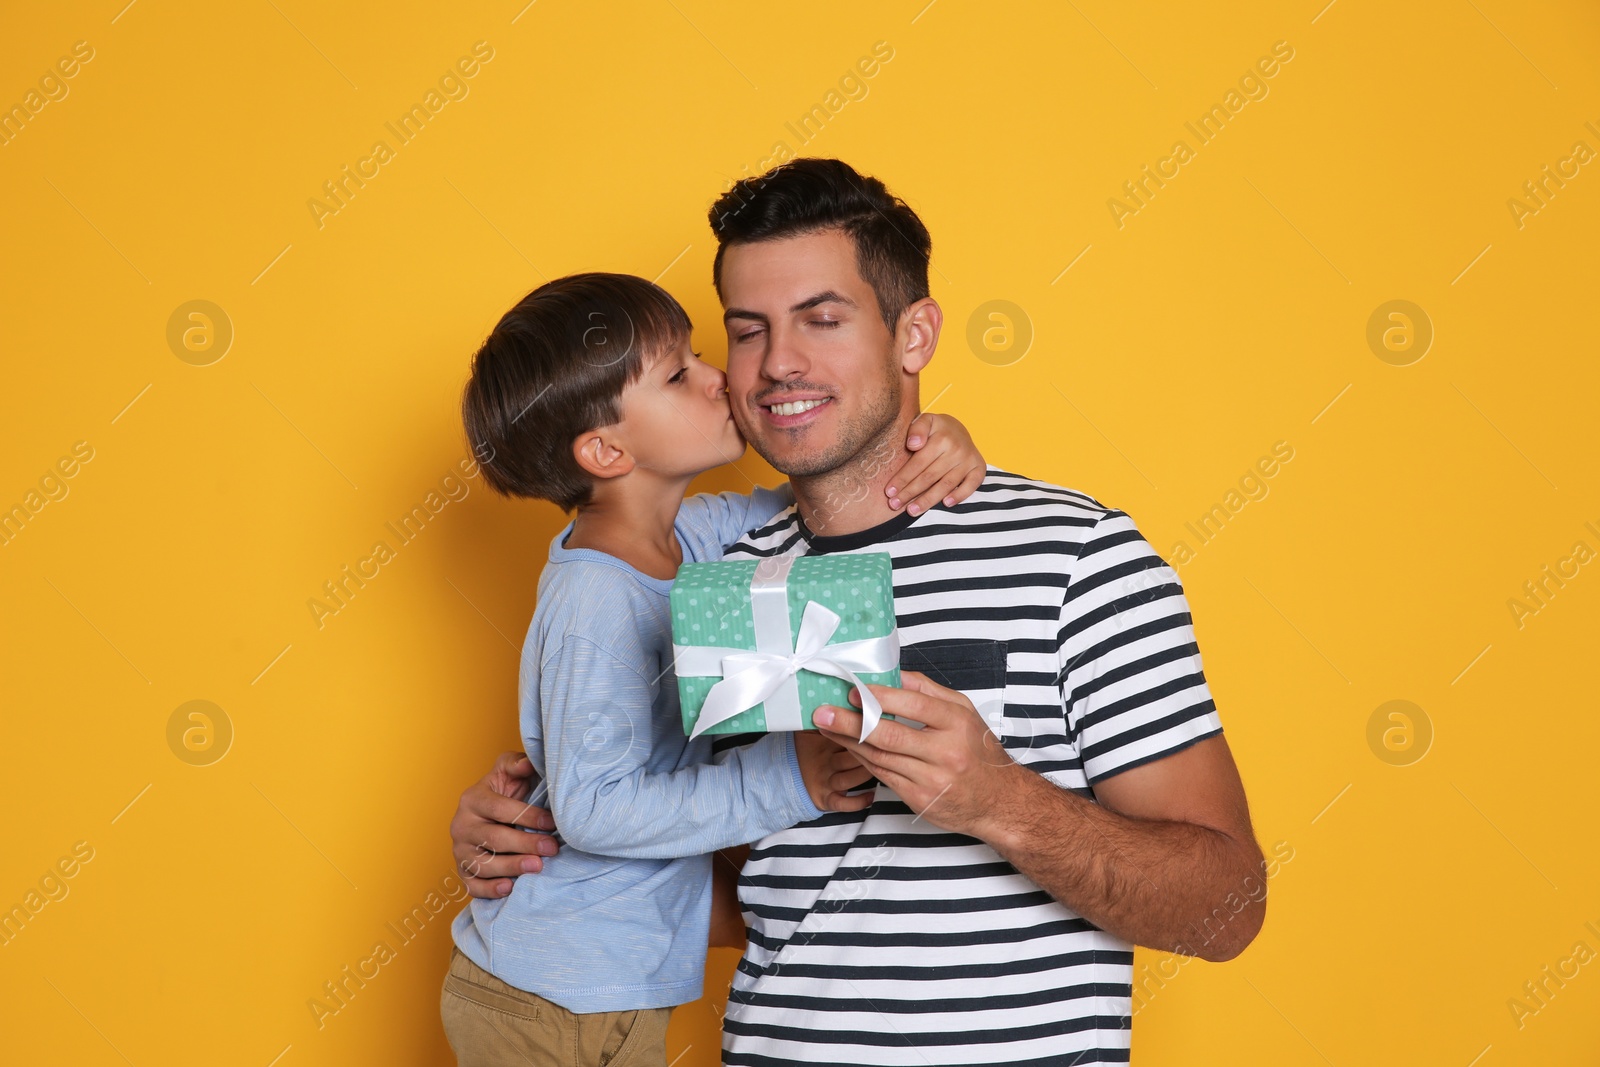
[761,442,851,479]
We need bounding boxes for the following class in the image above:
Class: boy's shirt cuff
[782,732,828,821]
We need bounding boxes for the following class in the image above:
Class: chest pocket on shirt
[900,638,1009,740]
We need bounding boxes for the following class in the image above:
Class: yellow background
[3,1,1597,1063]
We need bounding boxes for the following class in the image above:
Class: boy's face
[718,229,904,478]
[611,335,746,477]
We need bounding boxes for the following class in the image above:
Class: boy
[442,272,985,1066]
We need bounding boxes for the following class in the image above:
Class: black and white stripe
[713,468,1224,1065]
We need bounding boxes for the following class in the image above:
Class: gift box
[671,552,900,741]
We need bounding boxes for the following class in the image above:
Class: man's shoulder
[963,466,1118,517]
[934,467,1124,544]
[723,504,804,557]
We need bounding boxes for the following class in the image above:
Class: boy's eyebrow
[722,290,858,325]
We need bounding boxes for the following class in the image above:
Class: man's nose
[760,323,809,382]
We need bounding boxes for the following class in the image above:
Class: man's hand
[811,671,1020,835]
[450,751,561,900]
[814,672,1268,961]
[793,731,877,812]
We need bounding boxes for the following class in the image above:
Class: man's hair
[708,158,932,335]
[461,272,691,511]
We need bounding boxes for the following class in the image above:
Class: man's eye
[811,319,840,329]
[736,330,764,343]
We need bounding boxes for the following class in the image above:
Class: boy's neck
[564,474,694,581]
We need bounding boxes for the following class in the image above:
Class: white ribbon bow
[673,559,898,742]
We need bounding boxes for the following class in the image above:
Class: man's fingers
[464,876,514,900]
[881,672,971,724]
[470,787,555,831]
[457,822,559,859]
[815,706,928,778]
[492,750,533,777]
[839,678,964,735]
[816,701,922,755]
[486,751,537,800]
[456,850,547,882]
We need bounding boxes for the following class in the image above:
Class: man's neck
[790,415,914,539]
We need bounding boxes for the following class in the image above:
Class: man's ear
[897,297,942,375]
[572,428,635,481]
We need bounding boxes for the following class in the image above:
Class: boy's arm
[677,483,794,560]
[538,635,827,859]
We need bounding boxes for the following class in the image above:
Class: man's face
[719,229,903,478]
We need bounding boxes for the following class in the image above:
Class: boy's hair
[707,157,932,335]
[462,272,691,511]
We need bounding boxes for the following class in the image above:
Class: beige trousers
[440,947,672,1067]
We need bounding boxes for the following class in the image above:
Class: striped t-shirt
[712,467,1226,1066]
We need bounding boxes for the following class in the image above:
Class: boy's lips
[760,395,832,428]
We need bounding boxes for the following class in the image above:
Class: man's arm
[814,673,1267,962]
[450,751,560,898]
[708,844,751,949]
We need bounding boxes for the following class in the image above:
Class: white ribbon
[673,557,898,742]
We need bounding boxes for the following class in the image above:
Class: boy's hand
[888,412,987,515]
[794,731,876,812]
[449,751,561,899]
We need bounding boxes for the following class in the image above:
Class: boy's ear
[897,297,942,376]
[572,428,635,481]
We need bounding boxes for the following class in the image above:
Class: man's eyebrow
[722,291,858,325]
[791,290,857,313]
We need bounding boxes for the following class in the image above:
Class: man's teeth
[769,399,827,416]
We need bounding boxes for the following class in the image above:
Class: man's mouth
[765,398,830,416]
[760,396,832,426]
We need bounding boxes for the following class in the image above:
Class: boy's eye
[668,368,687,383]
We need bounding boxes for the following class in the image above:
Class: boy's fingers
[885,454,934,509]
[906,468,965,517]
[824,790,875,812]
[831,762,874,791]
[905,411,935,450]
[947,466,986,506]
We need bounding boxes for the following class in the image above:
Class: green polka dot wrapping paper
[670,552,901,738]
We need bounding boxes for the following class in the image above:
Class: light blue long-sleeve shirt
[451,484,822,1012]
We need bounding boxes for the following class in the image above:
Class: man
[450,158,1266,1064]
